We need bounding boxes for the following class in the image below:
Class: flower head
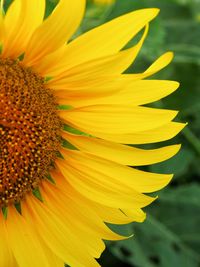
[0,1,184,266]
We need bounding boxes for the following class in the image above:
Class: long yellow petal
[41,24,148,80]
[42,247,64,267]
[51,169,142,225]
[91,203,146,224]
[48,75,119,94]
[0,213,17,267]
[47,52,173,94]
[123,208,146,223]
[47,51,173,90]
[41,185,105,258]
[34,8,158,76]
[23,0,85,66]
[61,149,173,193]
[59,105,178,134]
[51,184,118,241]
[2,0,45,58]
[62,132,181,166]
[24,196,101,267]
[93,122,186,144]
[57,80,179,107]
[40,181,115,255]
[6,206,49,267]
[56,159,155,209]
[131,52,174,79]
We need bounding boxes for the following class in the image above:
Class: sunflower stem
[182,127,200,155]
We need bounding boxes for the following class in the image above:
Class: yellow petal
[123,208,146,223]
[41,24,148,80]
[54,77,121,102]
[24,196,101,267]
[23,0,85,66]
[42,247,64,267]
[35,8,158,76]
[58,80,179,107]
[45,179,126,246]
[51,169,139,225]
[132,51,174,79]
[94,122,186,144]
[40,182,105,258]
[92,203,146,224]
[33,45,67,76]
[106,52,173,82]
[61,149,173,193]
[62,132,181,166]
[48,51,173,92]
[56,158,155,208]
[59,105,178,134]
[94,0,114,4]
[2,0,45,58]
[145,52,174,75]
[6,206,49,267]
[49,75,118,93]
[0,212,17,267]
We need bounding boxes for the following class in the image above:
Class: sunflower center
[0,58,62,208]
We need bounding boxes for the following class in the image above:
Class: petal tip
[173,81,180,89]
[140,8,160,20]
[166,51,174,60]
[174,143,182,153]
[139,212,147,223]
[152,8,160,16]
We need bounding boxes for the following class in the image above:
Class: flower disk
[0,59,62,208]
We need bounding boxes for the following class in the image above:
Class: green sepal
[0,44,3,54]
[18,53,25,61]
[46,174,56,185]
[56,150,64,159]
[63,124,92,137]
[32,188,43,202]
[57,105,73,110]
[62,138,78,150]
[14,202,22,214]
[44,76,53,83]
[2,206,8,219]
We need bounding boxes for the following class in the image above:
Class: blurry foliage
[2,0,199,266]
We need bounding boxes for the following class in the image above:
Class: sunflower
[0,1,184,267]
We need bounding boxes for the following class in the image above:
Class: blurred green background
[4,0,200,266]
[51,0,200,266]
